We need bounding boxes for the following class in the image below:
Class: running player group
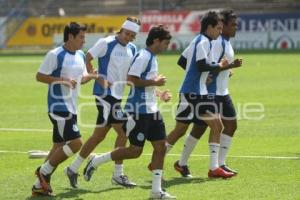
[32,9,242,199]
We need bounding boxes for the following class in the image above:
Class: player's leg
[83,112,143,187]
[202,113,234,178]
[174,122,207,178]
[67,97,111,184]
[110,100,134,185]
[218,95,238,174]
[34,112,82,194]
[166,93,193,153]
[149,113,176,199]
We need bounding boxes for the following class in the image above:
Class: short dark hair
[146,25,172,46]
[219,9,237,25]
[200,11,221,33]
[63,22,87,42]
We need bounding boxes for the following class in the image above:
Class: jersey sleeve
[196,40,210,62]
[38,51,57,75]
[87,38,108,58]
[181,47,189,59]
[128,52,149,78]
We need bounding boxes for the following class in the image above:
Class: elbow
[36,73,42,82]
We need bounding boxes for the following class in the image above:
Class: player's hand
[154,74,166,86]
[206,74,213,85]
[219,58,229,68]
[160,89,172,102]
[231,58,242,68]
[96,76,111,89]
[62,78,77,89]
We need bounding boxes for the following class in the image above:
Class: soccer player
[164,11,241,179]
[65,17,140,188]
[31,22,99,196]
[82,25,176,199]
[174,9,242,178]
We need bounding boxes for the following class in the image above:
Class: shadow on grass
[139,176,220,190]
[25,187,124,200]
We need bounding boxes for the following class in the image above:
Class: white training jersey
[88,35,137,100]
[125,49,158,114]
[179,34,213,95]
[207,35,234,96]
[38,46,87,114]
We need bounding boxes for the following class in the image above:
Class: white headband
[121,20,140,33]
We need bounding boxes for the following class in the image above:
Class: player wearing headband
[65,17,140,188]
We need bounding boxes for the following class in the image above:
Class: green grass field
[0,53,299,200]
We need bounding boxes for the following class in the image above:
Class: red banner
[141,10,206,34]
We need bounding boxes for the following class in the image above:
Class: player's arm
[85,52,111,88]
[86,53,96,73]
[197,58,242,72]
[36,72,77,89]
[127,74,166,87]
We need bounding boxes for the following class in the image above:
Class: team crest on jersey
[72,124,79,132]
[116,110,123,119]
[137,132,145,142]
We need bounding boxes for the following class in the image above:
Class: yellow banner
[7,16,128,47]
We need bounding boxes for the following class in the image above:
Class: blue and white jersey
[38,46,87,114]
[125,49,158,114]
[207,35,234,96]
[179,34,213,95]
[88,35,137,100]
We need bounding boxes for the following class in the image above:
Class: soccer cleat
[35,166,53,193]
[173,160,192,178]
[83,155,96,181]
[150,190,176,199]
[64,167,79,188]
[31,185,54,197]
[111,175,137,188]
[208,167,235,179]
[220,165,238,175]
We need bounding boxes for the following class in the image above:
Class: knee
[69,138,83,153]
[224,123,237,136]
[129,147,143,158]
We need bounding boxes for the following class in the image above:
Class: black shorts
[123,112,166,147]
[95,95,125,126]
[216,95,236,119]
[191,94,237,126]
[175,93,217,125]
[48,112,81,143]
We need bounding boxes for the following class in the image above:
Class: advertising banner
[141,11,300,50]
[6,15,128,47]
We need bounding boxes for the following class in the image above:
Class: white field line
[0,128,51,132]
[0,150,298,160]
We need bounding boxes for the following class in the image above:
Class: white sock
[40,160,54,175]
[166,142,173,154]
[69,155,85,173]
[92,152,112,168]
[209,143,220,170]
[152,169,163,193]
[34,179,41,188]
[219,133,233,166]
[113,164,124,177]
[179,135,198,166]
